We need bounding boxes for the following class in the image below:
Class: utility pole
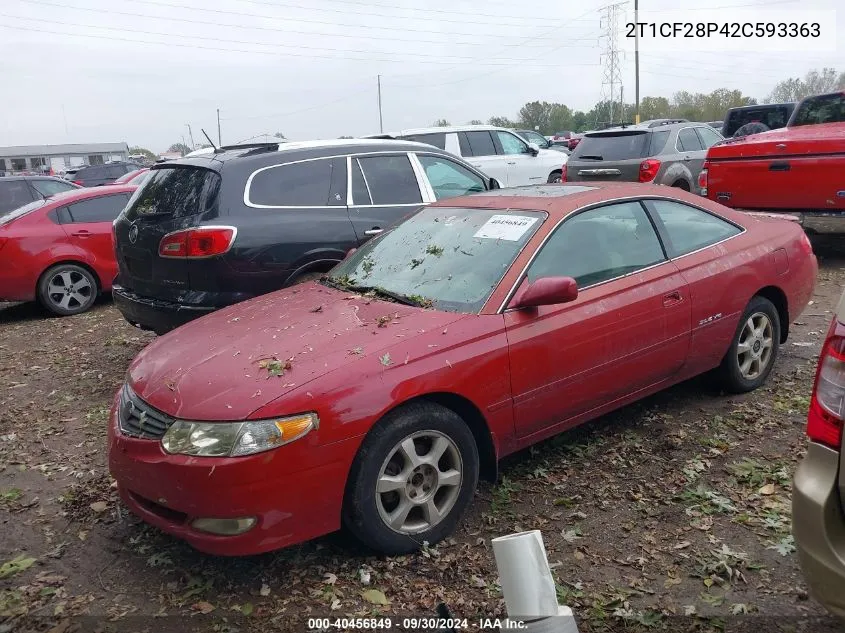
[217,108,222,146]
[598,2,625,127]
[634,0,640,124]
[377,75,384,134]
[186,124,195,150]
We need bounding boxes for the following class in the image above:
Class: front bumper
[107,391,359,556]
[792,442,845,618]
[112,284,215,334]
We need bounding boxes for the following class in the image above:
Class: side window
[676,128,704,152]
[527,201,665,288]
[695,126,723,149]
[67,194,130,223]
[402,133,446,150]
[647,200,741,258]
[496,131,529,155]
[248,158,335,207]
[356,155,422,205]
[0,181,35,213]
[327,157,347,206]
[417,154,486,200]
[648,130,671,155]
[30,179,76,197]
[350,159,371,205]
[464,131,497,157]
[458,133,472,157]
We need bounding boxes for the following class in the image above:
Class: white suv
[396,125,567,187]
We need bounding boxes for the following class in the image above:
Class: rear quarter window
[124,167,221,219]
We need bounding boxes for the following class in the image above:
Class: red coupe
[0,185,136,315]
[108,183,817,556]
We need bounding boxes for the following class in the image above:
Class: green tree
[638,96,671,120]
[167,143,191,156]
[517,101,553,132]
[128,146,156,160]
[488,115,518,128]
[767,67,844,102]
[467,119,484,125]
[548,104,573,133]
[432,118,451,127]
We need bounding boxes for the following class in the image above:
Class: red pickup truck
[700,91,845,234]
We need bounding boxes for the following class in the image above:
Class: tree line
[433,67,845,134]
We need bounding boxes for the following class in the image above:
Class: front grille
[118,385,175,440]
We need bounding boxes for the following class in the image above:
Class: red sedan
[115,168,150,186]
[108,183,817,556]
[0,185,136,315]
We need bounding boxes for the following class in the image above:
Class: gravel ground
[1,244,844,633]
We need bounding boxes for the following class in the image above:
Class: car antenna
[200,128,219,153]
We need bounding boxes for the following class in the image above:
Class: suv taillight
[638,159,661,183]
[698,160,709,192]
[807,322,845,450]
[158,226,236,259]
[561,163,567,182]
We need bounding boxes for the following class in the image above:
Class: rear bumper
[737,210,845,235]
[792,442,845,618]
[112,285,215,333]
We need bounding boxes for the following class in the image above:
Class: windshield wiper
[580,154,604,160]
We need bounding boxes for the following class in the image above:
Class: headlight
[161,413,318,457]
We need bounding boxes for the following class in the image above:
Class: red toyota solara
[0,185,136,316]
[108,183,817,556]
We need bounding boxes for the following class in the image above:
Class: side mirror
[344,248,357,260]
[509,276,578,310]
[488,178,501,190]
[527,142,540,156]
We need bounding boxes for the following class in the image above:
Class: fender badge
[128,225,139,244]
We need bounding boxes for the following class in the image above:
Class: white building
[0,142,130,174]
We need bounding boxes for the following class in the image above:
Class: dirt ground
[2,243,845,633]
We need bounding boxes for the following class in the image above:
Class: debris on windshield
[425,244,444,257]
[409,258,423,269]
[257,357,293,377]
[361,256,375,276]
[377,315,391,328]
[349,347,363,356]
[408,295,433,308]
[379,353,392,367]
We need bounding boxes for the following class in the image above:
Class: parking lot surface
[1,244,844,633]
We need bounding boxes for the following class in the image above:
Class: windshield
[327,206,546,313]
[790,93,845,126]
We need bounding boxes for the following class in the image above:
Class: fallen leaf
[361,589,390,606]
[759,483,776,496]
[89,501,108,513]
[324,573,338,585]
[379,353,392,367]
[331,598,342,610]
[260,583,271,596]
[241,603,254,616]
[359,568,371,585]
[310,305,323,313]
[0,554,37,579]
[192,601,215,614]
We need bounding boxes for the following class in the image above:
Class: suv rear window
[572,131,650,161]
[124,167,221,219]
[724,105,792,136]
[401,133,446,150]
[790,93,845,126]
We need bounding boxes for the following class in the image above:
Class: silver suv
[563,120,723,191]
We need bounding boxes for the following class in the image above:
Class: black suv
[70,162,140,187]
[112,139,497,334]
[0,176,80,214]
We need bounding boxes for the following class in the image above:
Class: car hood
[127,283,470,420]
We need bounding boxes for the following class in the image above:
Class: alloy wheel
[46,269,93,313]
[736,312,774,380]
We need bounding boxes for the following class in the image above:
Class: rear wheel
[548,170,562,184]
[672,179,690,191]
[343,402,479,554]
[717,296,780,393]
[37,264,98,316]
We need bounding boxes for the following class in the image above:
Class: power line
[0,13,599,61]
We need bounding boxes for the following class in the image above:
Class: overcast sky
[1,0,841,153]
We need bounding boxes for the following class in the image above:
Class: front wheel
[343,402,479,554]
[548,170,562,184]
[37,263,98,316]
[717,296,780,393]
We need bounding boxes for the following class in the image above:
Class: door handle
[769,161,790,172]
[663,290,683,307]
[364,228,383,235]
[683,156,692,161]
[71,230,91,237]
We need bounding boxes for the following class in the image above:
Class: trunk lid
[707,122,845,160]
[114,164,222,301]
[128,282,468,420]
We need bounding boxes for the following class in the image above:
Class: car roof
[0,175,71,182]
[397,124,507,135]
[431,182,693,218]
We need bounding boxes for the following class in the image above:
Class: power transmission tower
[598,2,626,127]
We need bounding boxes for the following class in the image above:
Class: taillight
[807,324,845,450]
[638,159,661,183]
[158,226,236,259]
[561,163,567,182]
[698,160,709,192]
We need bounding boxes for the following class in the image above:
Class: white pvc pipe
[491,530,559,619]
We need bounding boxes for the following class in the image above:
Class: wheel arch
[283,255,344,286]
[754,285,789,343]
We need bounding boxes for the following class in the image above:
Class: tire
[37,263,98,316]
[717,295,780,393]
[343,402,479,555]
[547,170,562,184]
[672,179,691,191]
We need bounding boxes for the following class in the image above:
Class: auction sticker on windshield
[473,215,538,241]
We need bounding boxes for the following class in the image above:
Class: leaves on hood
[257,357,293,377]
[379,353,392,367]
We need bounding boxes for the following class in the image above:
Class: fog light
[191,517,256,536]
